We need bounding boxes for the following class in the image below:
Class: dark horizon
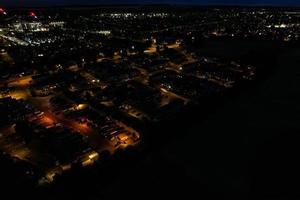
[1,0,300,8]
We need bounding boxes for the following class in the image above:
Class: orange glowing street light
[41,115,55,125]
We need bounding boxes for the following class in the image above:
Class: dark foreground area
[19,40,297,199]
[134,43,300,199]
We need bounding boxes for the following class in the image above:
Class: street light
[0,7,7,15]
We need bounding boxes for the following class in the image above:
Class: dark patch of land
[22,39,298,200]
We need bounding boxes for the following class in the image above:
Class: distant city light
[30,11,37,18]
[0,7,7,15]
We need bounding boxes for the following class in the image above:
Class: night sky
[1,0,300,7]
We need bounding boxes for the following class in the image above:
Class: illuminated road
[160,87,190,106]
[29,95,114,153]
[0,75,32,87]
[0,34,29,46]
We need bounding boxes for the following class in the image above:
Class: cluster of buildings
[0,6,296,188]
